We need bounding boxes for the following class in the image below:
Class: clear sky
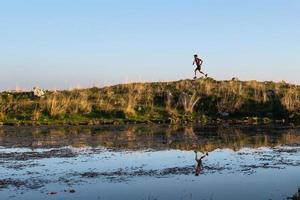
[0,0,299,91]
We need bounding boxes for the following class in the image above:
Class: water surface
[0,125,299,200]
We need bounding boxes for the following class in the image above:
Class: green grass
[0,78,300,125]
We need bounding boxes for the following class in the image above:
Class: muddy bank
[78,164,229,179]
[0,148,77,161]
[0,177,47,190]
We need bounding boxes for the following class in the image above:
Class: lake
[0,124,299,200]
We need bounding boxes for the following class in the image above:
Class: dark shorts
[196,64,201,70]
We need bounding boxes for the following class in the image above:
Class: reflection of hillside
[0,125,299,151]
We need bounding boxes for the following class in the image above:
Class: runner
[194,150,209,176]
[193,54,207,79]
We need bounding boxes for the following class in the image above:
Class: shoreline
[0,117,292,127]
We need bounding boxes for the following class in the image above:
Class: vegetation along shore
[0,78,300,126]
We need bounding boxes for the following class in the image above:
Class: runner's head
[194,54,198,58]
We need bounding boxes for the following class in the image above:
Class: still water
[0,125,299,200]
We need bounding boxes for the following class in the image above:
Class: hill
[0,78,300,125]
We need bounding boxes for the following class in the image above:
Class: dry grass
[42,93,70,117]
[179,91,200,114]
[31,108,41,121]
[94,88,114,111]
[195,79,215,95]
[175,80,193,91]
[141,86,155,111]
[1,79,300,123]
[0,95,13,114]
[0,111,5,121]
[39,90,93,117]
[123,83,145,116]
[165,91,178,117]
[281,86,300,111]
[68,91,92,114]
[216,82,243,112]
[246,81,268,103]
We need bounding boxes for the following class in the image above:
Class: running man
[194,150,209,176]
[193,54,207,79]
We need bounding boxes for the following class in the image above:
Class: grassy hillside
[0,78,300,125]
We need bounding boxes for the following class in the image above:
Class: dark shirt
[194,58,201,65]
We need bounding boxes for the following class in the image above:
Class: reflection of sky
[1,147,300,200]
[1,0,300,90]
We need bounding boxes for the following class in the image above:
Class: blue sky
[0,0,299,90]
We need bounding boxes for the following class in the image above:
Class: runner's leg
[195,151,198,161]
[197,64,207,77]
[198,65,205,75]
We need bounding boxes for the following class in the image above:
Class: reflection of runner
[193,54,207,79]
[194,150,208,176]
